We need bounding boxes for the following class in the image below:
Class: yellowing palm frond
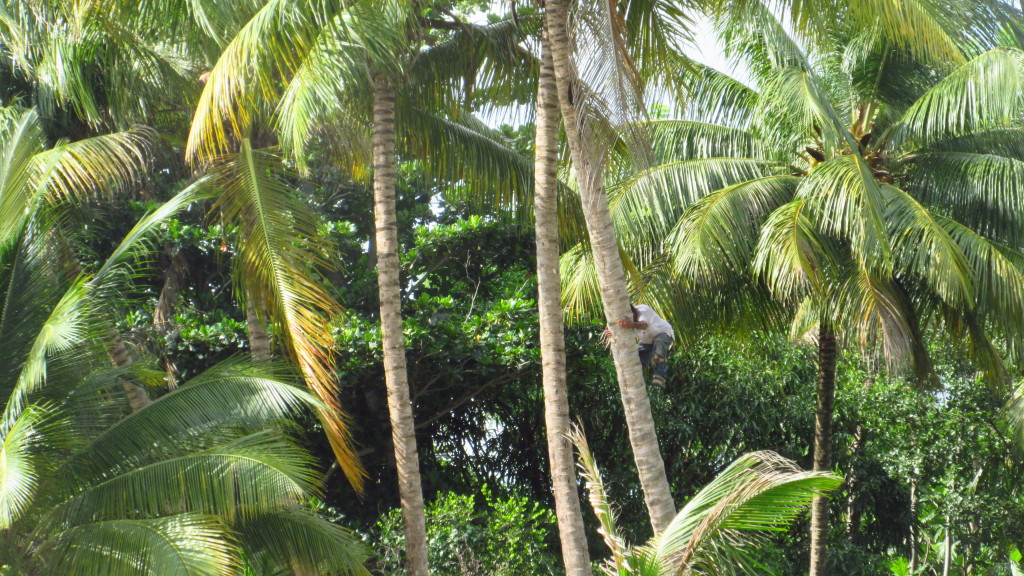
[210,139,364,489]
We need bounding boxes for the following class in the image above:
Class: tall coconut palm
[186,2,538,572]
[574,5,1024,572]
[570,426,842,576]
[533,19,592,575]
[544,0,678,533]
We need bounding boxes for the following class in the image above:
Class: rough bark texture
[810,325,837,576]
[246,303,272,360]
[544,0,676,534]
[534,27,592,576]
[373,76,429,576]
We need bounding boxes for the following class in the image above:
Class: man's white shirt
[633,305,674,344]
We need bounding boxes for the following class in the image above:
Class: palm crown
[593,21,1024,379]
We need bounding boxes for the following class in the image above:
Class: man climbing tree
[606,304,675,388]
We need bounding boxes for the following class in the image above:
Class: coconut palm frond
[654,451,842,575]
[886,49,1024,151]
[235,507,371,576]
[210,139,363,490]
[668,175,798,289]
[36,514,238,576]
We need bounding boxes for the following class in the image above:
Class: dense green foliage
[3,1,1024,575]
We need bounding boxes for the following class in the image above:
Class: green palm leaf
[667,175,798,287]
[236,507,370,576]
[654,451,842,575]
[43,432,317,531]
[37,514,238,576]
[886,49,1024,151]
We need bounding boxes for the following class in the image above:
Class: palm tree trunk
[544,0,675,534]
[809,325,837,576]
[942,516,952,576]
[154,244,187,388]
[534,26,592,576]
[373,74,429,576]
[246,302,272,360]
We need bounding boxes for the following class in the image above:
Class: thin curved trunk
[534,27,592,576]
[809,325,837,576]
[154,244,187,388]
[61,244,149,410]
[544,0,675,534]
[373,75,429,576]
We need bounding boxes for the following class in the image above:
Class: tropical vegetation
[2,1,1024,576]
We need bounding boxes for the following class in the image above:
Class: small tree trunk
[373,74,429,576]
[845,422,865,543]
[942,516,952,576]
[909,479,918,573]
[544,0,676,535]
[534,26,592,576]
[154,244,187,388]
[809,325,837,576]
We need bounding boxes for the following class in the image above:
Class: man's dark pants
[638,332,673,382]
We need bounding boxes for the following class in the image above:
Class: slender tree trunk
[909,479,919,574]
[809,325,837,576]
[544,0,675,534]
[154,244,187,388]
[534,26,592,576]
[942,516,952,576]
[845,422,865,543]
[373,74,429,576]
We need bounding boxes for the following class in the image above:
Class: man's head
[631,304,639,323]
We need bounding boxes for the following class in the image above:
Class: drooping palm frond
[668,175,798,288]
[674,63,759,129]
[68,359,323,480]
[755,66,856,157]
[33,128,151,206]
[831,261,918,368]
[210,139,364,489]
[752,199,835,303]
[41,431,318,532]
[567,424,627,573]
[36,514,238,576]
[846,0,1016,67]
[885,49,1024,151]
[904,151,1024,247]
[235,507,371,576]
[399,106,533,222]
[0,110,48,243]
[187,0,406,160]
[884,184,973,307]
[612,158,779,253]
[560,242,604,325]
[797,154,889,262]
[653,451,842,575]
[0,403,62,528]
[648,120,761,163]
